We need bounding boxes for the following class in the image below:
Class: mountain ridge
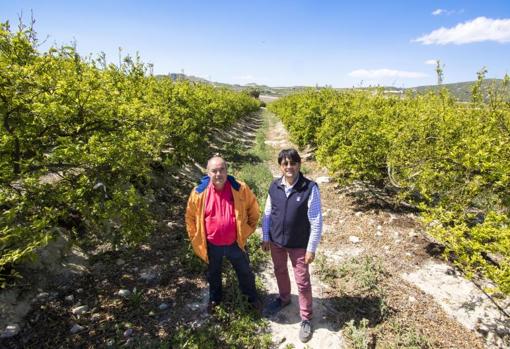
[158,73,508,102]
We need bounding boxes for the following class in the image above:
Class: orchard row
[269,80,510,294]
[0,22,259,284]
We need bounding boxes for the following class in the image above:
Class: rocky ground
[1,108,509,348]
[259,111,510,349]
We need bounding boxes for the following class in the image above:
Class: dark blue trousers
[207,241,258,303]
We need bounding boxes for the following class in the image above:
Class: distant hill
[156,73,509,102]
[155,73,210,84]
[155,73,309,96]
[409,79,509,102]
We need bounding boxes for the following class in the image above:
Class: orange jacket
[185,175,260,263]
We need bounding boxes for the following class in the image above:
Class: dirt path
[260,110,510,348]
[259,112,344,348]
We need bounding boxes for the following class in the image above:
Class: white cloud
[431,8,463,16]
[425,59,438,65]
[414,17,510,45]
[349,69,427,79]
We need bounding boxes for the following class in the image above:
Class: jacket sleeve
[185,190,197,241]
[245,185,260,235]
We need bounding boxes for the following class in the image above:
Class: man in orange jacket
[185,155,261,312]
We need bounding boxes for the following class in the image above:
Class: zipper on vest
[282,186,295,239]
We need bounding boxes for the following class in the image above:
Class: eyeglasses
[281,160,299,166]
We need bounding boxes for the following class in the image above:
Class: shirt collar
[209,179,231,192]
[280,176,297,189]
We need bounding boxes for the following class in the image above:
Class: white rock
[316,176,330,184]
[354,211,363,217]
[1,324,20,338]
[65,295,75,303]
[116,258,125,266]
[408,296,416,303]
[158,303,170,310]
[72,305,89,315]
[70,324,84,334]
[36,292,50,300]
[375,232,383,237]
[139,269,158,283]
[322,224,333,234]
[376,225,382,231]
[273,335,286,344]
[349,236,361,244]
[187,303,200,311]
[123,328,134,337]
[167,221,179,229]
[118,289,131,298]
[496,324,509,335]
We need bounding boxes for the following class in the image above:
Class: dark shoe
[299,320,313,343]
[207,301,219,314]
[262,297,290,317]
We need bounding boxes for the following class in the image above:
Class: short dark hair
[277,148,301,165]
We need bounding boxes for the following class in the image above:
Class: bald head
[207,156,227,171]
[207,156,228,190]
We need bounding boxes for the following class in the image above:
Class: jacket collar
[195,175,241,193]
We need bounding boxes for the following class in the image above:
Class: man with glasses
[261,148,323,343]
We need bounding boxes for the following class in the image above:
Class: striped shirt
[262,177,323,253]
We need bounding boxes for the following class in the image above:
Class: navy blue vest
[269,173,316,248]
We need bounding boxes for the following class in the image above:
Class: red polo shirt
[204,180,237,245]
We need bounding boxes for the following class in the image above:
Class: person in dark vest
[261,148,323,343]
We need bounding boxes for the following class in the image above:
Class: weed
[389,320,432,349]
[300,164,311,175]
[236,163,273,208]
[344,318,371,349]
[171,307,271,348]
[129,287,144,308]
[283,344,296,349]
[314,254,385,293]
[249,111,271,162]
[357,255,384,291]
[314,252,340,284]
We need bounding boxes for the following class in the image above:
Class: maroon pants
[270,243,313,320]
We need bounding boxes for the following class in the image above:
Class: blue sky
[2,1,509,87]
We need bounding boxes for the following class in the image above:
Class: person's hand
[261,241,271,252]
[304,252,315,264]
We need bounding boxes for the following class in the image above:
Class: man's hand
[304,252,315,264]
[261,241,271,252]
